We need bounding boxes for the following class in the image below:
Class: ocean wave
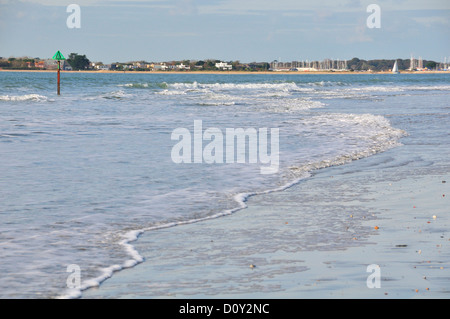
[262,98,325,113]
[155,89,187,95]
[308,80,349,87]
[0,94,50,102]
[58,111,407,299]
[196,101,236,106]
[118,82,169,89]
[84,90,133,100]
[168,81,301,92]
[288,113,407,174]
[118,83,149,88]
[410,85,450,91]
[117,82,450,94]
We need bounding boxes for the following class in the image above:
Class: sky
[0,0,449,63]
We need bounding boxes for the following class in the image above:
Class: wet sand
[80,147,449,299]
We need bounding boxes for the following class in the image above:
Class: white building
[153,63,168,71]
[215,62,232,70]
[176,63,190,70]
[97,64,110,70]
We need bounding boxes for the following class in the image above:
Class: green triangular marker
[52,51,66,60]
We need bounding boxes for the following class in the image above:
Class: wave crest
[0,94,49,102]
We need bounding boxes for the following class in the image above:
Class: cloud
[169,0,198,15]
[412,16,450,28]
[347,24,374,43]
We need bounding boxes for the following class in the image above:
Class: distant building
[43,59,57,70]
[269,60,291,71]
[215,62,232,70]
[133,62,149,69]
[97,64,110,71]
[62,60,72,71]
[176,63,190,70]
[153,63,168,71]
[35,61,45,69]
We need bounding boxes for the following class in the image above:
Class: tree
[426,61,436,70]
[67,53,90,70]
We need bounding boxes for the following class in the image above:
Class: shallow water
[0,71,448,298]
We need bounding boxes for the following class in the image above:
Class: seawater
[0,71,448,298]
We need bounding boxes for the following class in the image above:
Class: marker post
[52,51,66,95]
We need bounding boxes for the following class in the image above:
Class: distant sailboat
[392,60,400,74]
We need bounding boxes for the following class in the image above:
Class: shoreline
[1,70,448,300]
[80,150,449,299]
[1,69,448,75]
[76,74,448,300]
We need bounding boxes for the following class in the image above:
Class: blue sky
[1,0,449,63]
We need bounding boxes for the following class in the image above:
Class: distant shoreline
[1,69,448,75]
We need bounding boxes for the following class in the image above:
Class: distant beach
[1,68,448,75]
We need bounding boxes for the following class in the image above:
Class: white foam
[410,85,450,91]
[288,113,407,174]
[55,79,410,299]
[168,81,301,92]
[58,110,407,299]
[0,94,49,102]
[118,83,149,88]
[155,89,187,95]
[84,90,132,100]
[263,98,325,112]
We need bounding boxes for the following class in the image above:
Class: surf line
[171,120,280,175]
[59,113,407,299]
[58,169,312,299]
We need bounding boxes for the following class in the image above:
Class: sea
[0,71,449,298]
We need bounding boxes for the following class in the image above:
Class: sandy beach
[81,142,449,299]
[1,70,448,301]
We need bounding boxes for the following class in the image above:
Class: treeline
[192,60,270,71]
[0,54,91,70]
[66,53,90,70]
[1,55,440,72]
[347,57,437,71]
[112,60,270,71]
[0,57,42,70]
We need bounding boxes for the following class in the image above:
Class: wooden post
[57,60,61,95]
[52,51,65,95]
